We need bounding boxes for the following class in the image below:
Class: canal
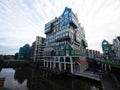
[0,67,102,90]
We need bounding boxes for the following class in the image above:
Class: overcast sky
[0,0,120,54]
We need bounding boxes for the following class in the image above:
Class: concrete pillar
[64,57,66,70]
[70,57,73,73]
[43,60,45,67]
[73,64,75,72]
[105,64,107,71]
[59,63,61,70]
[58,57,61,70]
[79,64,81,73]
[50,61,52,68]
[109,65,111,71]
[101,63,103,70]
[46,61,48,67]
[53,57,56,68]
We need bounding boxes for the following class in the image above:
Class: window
[65,15,68,18]
[66,32,68,36]
[64,25,66,29]
[60,35,61,38]
[62,34,63,37]
[67,23,69,27]
[60,26,61,30]
[61,45,63,49]
[66,50,69,56]
[69,13,71,16]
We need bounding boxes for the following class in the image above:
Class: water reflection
[14,68,31,84]
[0,68,2,72]
[0,68,102,90]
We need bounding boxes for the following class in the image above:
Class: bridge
[95,58,120,68]
[90,58,120,74]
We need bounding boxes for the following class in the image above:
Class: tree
[14,53,18,59]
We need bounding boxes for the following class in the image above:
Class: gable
[63,42,73,50]
[61,7,72,26]
[62,7,71,17]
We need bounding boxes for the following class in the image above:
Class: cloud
[0,0,120,54]
[0,45,19,55]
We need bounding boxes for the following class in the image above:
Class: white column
[70,57,73,73]
[101,63,103,70]
[79,64,81,73]
[105,64,107,71]
[109,65,111,71]
[59,57,61,70]
[50,61,52,68]
[46,61,48,67]
[53,57,56,68]
[43,60,45,67]
[64,57,66,70]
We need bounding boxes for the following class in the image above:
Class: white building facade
[33,36,45,62]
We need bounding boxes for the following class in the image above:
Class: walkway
[72,71,101,81]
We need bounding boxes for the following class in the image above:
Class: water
[0,68,102,90]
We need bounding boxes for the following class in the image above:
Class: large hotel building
[43,7,88,73]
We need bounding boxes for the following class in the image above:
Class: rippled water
[0,68,102,90]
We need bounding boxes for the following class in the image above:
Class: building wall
[86,49,101,59]
[31,41,35,60]
[43,7,88,73]
[33,36,45,62]
[113,37,120,60]
[44,7,87,57]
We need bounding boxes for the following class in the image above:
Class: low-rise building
[86,49,101,59]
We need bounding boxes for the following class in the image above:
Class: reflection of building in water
[14,68,31,84]
[43,7,88,73]
[0,77,5,87]
[0,68,2,72]
[0,68,101,90]
[27,69,101,90]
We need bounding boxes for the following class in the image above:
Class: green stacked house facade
[43,7,88,73]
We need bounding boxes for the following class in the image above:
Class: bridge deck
[95,59,120,68]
